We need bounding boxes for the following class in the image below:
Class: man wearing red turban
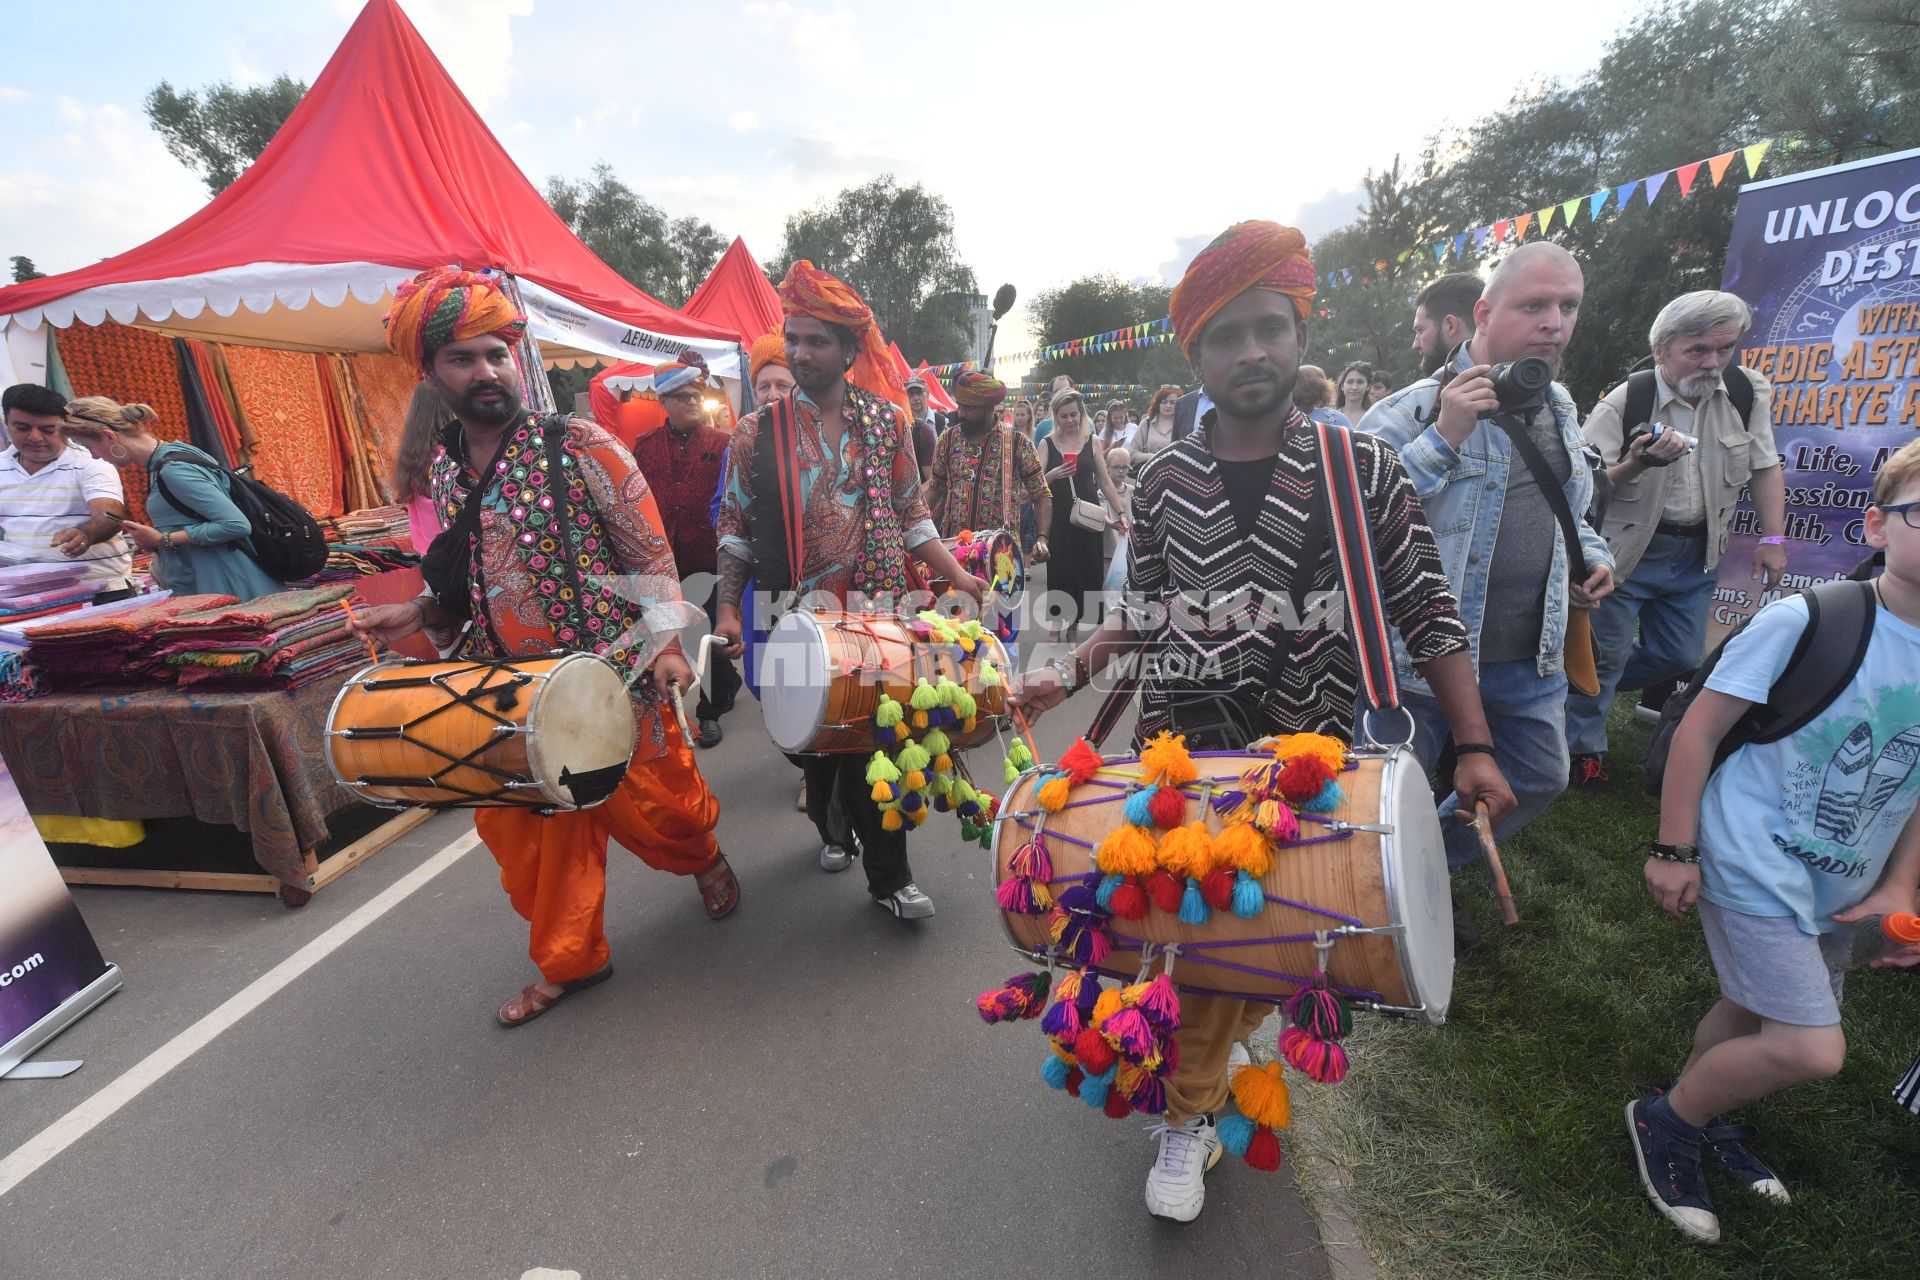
[927,369,1053,545]
[352,268,740,1029]
[1014,221,1514,1223]
[712,261,988,919]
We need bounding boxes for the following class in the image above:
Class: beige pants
[1165,993,1271,1124]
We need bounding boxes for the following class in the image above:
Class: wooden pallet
[57,807,435,905]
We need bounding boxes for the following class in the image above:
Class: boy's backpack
[1641,573,1877,795]
[152,453,330,583]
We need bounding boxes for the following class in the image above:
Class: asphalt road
[0,592,1331,1280]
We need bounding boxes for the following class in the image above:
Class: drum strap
[768,395,807,595]
[1314,419,1399,713]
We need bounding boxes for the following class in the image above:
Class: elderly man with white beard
[1564,290,1787,790]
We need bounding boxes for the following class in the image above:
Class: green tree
[775,176,978,365]
[546,163,722,308]
[10,256,44,283]
[144,76,307,195]
[1027,275,1188,403]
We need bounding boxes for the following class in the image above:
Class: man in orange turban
[354,268,739,1029]
[748,331,792,403]
[1012,221,1514,1223]
[711,261,987,919]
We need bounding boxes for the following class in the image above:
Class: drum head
[524,654,639,806]
[1377,747,1454,1024]
[759,611,833,753]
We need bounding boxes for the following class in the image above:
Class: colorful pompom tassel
[1178,877,1210,925]
[1080,1063,1117,1109]
[1147,784,1188,829]
[1275,754,1336,804]
[1057,736,1104,785]
[1129,1071,1168,1115]
[1035,773,1073,812]
[1201,866,1237,913]
[1279,1026,1351,1084]
[1231,1061,1292,1130]
[1041,1054,1072,1090]
[1145,868,1184,914]
[974,971,1051,1023]
[1218,1113,1256,1157]
[880,808,904,832]
[1231,871,1266,919]
[1009,838,1053,881]
[1094,873,1122,911]
[1304,778,1344,813]
[1139,730,1199,786]
[1131,972,1182,1032]
[1096,823,1159,877]
[1284,983,1354,1042]
[1124,785,1159,828]
[1102,1088,1134,1120]
[1073,1027,1118,1075]
[1108,877,1149,921]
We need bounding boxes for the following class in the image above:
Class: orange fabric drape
[52,321,194,522]
[345,351,423,477]
[472,721,720,983]
[317,354,386,511]
[222,344,342,517]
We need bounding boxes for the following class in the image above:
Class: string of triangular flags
[1322,139,1773,288]
[931,319,1177,376]
[1019,382,1150,395]
[932,139,1773,375]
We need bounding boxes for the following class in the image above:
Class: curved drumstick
[669,678,695,747]
[1464,800,1519,925]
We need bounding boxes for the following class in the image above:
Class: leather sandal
[695,854,740,920]
[496,964,613,1028]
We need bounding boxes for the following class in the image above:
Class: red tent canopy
[0,0,736,369]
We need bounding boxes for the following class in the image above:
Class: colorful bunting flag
[1675,161,1702,197]
[1615,178,1640,209]
[1560,196,1582,226]
[1538,206,1556,234]
[1742,140,1771,177]
[1453,232,1468,257]
[1492,219,1511,244]
[1514,212,1534,242]
[1644,170,1669,204]
[1706,150,1736,186]
[1588,189,1609,219]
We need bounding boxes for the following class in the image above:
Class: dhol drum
[758,609,1010,755]
[326,654,637,811]
[992,745,1454,1024]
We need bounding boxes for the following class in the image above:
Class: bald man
[1359,243,1614,945]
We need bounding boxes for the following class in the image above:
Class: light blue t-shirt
[1699,591,1920,934]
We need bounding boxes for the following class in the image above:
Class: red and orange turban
[1168,221,1316,358]
[748,330,788,383]
[384,267,528,367]
[777,261,910,414]
[951,369,1006,408]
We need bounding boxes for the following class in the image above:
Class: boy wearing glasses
[1629,437,1920,1244]
[0,383,133,598]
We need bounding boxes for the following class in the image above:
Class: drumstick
[668,679,695,746]
[1008,701,1041,763]
[340,599,379,664]
[1467,800,1519,925]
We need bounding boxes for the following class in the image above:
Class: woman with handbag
[62,396,283,602]
[1040,387,1130,641]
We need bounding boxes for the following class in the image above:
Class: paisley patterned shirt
[925,423,1049,538]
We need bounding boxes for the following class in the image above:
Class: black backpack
[1641,571,1879,795]
[152,452,329,583]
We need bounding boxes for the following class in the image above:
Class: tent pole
[501,274,558,414]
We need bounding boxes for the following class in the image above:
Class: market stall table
[0,668,427,905]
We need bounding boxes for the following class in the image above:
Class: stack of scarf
[27,593,241,690]
[0,647,39,704]
[149,585,363,690]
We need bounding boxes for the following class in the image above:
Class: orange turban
[384,267,528,367]
[748,331,788,383]
[951,369,1006,408]
[777,261,910,414]
[1168,221,1316,358]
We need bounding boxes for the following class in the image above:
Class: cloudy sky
[0,0,1648,351]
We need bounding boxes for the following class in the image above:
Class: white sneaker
[1143,1115,1222,1223]
[1228,1040,1253,1075]
[875,882,935,919]
[820,843,853,873]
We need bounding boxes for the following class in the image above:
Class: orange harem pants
[473,722,720,984]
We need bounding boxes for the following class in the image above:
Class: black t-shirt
[1218,455,1278,538]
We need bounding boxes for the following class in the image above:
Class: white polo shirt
[0,444,134,588]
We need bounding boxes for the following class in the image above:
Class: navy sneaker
[1625,1097,1720,1244]
[1703,1119,1791,1204]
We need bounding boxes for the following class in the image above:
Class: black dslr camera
[1484,356,1553,416]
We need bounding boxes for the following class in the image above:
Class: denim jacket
[1356,347,1612,694]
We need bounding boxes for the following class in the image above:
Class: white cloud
[509,120,534,136]
[729,110,760,133]
[742,2,859,64]
[395,0,534,110]
[0,88,29,104]
[0,99,207,276]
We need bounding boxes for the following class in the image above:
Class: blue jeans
[1564,532,1715,756]
[1405,660,1570,873]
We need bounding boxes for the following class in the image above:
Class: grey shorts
[1698,899,1845,1027]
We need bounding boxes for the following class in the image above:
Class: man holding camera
[1361,242,1613,915]
[1564,290,1784,788]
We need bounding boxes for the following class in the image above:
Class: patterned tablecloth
[0,673,356,886]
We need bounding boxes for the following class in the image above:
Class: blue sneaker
[1625,1097,1720,1244]
[1703,1119,1791,1204]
